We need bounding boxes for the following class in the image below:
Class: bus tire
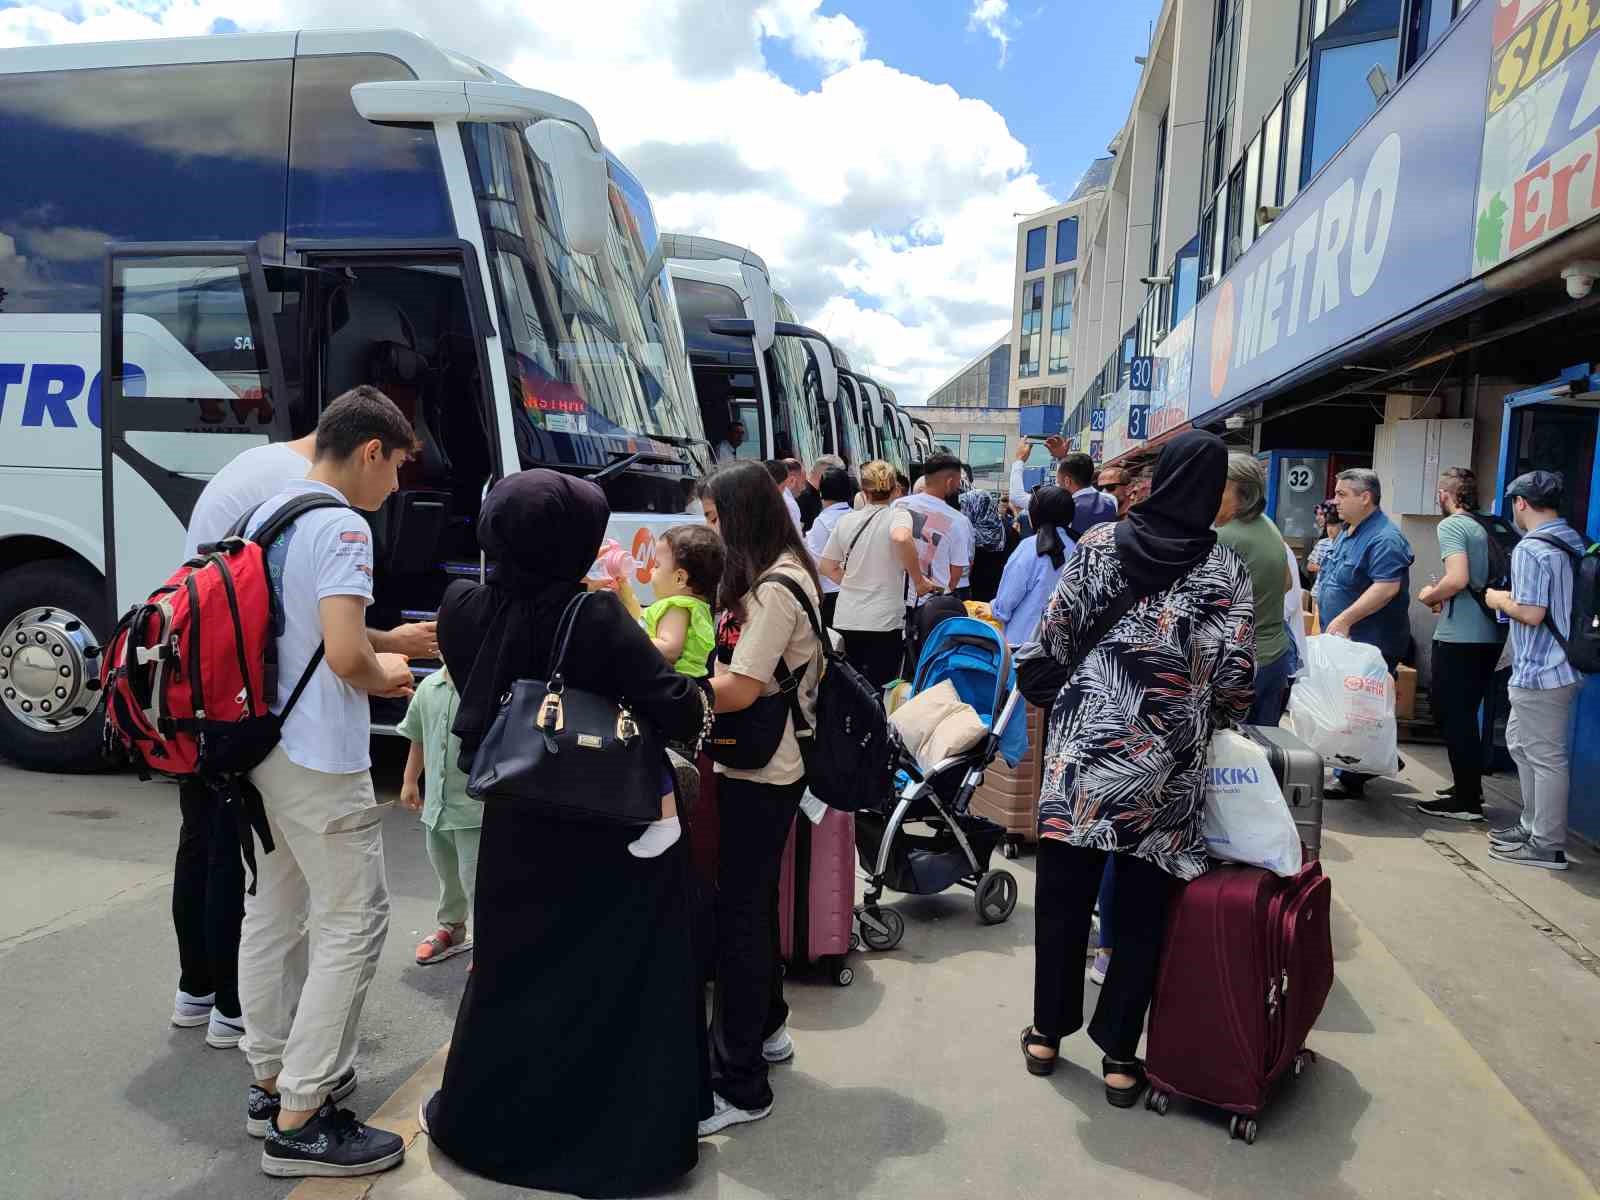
[0,560,110,774]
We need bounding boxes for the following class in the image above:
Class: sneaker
[206,1011,246,1049]
[247,1068,358,1138]
[1489,823,1530,849]
[171,990,215,1029]
[1089,950,1110,986]
[1415,798,1485,822]
[260,1101,404,1179]
[1433,784,1456,799]
[1489,843,1569,871]
[762,1026,795,1064]
[415,925,471,966]
[697,1092,772,1137]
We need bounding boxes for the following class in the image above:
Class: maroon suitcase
[687,754,719,983]
[778,807,857,987]
[1144,861,1333,1143]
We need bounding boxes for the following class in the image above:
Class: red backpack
[101,493,347,781]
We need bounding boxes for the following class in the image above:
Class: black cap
[1506,470,1564,508]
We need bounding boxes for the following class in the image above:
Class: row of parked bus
[0,28,938,771]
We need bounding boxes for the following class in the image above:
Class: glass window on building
[1025,226,1047,272]
[1048,271,1075,374]
[1309,35,1399,179]
[1019,279,1044,378]
[1149,112,1168,277]
[1055,216,1079,264]
[934,434,962,457]
[1241,132,1261,254]
[1260,101,1283,214]
[1173,235,1200,323]
[968,435,1007,485]
[1283,70,1308,206]
[1404,0,1458,72]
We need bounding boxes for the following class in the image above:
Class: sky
[0,0,1162,402]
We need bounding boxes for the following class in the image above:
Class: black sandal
[1102,1056,1147,1108]
[1020,1026,1059,1076]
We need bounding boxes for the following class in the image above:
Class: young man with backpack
[1416,467,1512,821]
[169,423,436,1050]
[1483,471,1589,871]
[236,388,418,1177]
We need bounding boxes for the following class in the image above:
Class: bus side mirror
[526,120,611,258]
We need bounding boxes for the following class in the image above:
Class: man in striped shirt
[1483,471,1587,871]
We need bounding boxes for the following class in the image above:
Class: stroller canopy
[911,617,1028,767]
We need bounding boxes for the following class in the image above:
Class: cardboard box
[1395,664,1417,721]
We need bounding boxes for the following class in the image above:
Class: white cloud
[0,0,1053,401]
[967,0,1011,67]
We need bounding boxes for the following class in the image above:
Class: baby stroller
[855,616,1027,952]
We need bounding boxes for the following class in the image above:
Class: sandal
[1020,1026,1059,1077]
[1102,1056,1147,1108]
[415,926,471,966]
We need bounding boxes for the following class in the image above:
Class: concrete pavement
[3,745,1597,1199]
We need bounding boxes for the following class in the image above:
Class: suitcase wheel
[1001,841,1020,860]
[828,957,855,987]
[848,931,861,952]
[975,870,1018,926]
[1293,1048,1316,1076]
[1229,1116,1259,1145]
[1144,1089,1170,1116]
[858,906,905,951]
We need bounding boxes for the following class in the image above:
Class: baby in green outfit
[618,524,723,857]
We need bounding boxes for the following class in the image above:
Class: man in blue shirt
[1483,471,1586,871]
[1320,467,1415,798]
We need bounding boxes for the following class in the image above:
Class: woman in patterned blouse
[1020,431,1256,1108]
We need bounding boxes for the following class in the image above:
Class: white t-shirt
[1284,541,1309,678]
[890,492,973,603]
[783,488,804,534]
[183,442,311,558]
[823,505,906,632]
[805,502,851,595]
[243,479,376,775]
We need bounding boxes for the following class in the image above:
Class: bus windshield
[461,123,702,457]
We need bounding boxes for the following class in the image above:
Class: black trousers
[820,591,839,631]
[710,776,804,1111]
[173,779,245,1017]
[839,629,904,689]
[1430,639,1503,806]
[1033,840,1178,1061]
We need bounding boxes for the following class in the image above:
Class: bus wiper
[593,448,686,483]
[646,432,711,449]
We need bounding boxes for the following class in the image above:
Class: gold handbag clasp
[538,691,565,733]
[616,708,640,742]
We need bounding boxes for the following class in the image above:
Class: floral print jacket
[1036,524,1256,881]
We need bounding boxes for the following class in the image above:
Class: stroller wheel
[975,870,1019,925]
[1001,841,1020,860]
[859,907,905,951]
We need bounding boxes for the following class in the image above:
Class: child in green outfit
[398,667,484,965]
[618,524,723,858]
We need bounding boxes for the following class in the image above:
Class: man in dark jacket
[1046,443,1118,537]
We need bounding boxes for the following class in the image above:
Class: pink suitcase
[1144,861,1333,1143]
[778,807,857,987]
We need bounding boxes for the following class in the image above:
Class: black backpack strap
[752,573,826,739]
[249,492,350,548]
[1523,531,1583,650]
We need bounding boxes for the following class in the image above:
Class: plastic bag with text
[1202,730,1303,876]
[1285,634,1400,776]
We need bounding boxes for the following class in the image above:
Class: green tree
[1476,193,1508,269]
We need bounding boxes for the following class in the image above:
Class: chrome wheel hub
[0,606,100,733]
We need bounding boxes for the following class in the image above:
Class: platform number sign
[1286,464,1315,492]
[1128,403,1150,441]
[1090,409,1106,433]
[1130,355,1154,392]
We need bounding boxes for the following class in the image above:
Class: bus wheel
[0,561,109,773]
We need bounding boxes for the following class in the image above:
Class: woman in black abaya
[421,470,711,1198]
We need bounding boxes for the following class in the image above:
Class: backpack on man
[1522,531,1600,675]
[1460,511,1520,630]
[100,494,347,881]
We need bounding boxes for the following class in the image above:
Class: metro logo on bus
[0,361,145,428]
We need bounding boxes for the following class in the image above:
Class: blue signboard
[1090,408,1106,433]
[1187,0,1492,425]
[1127,403,1150,441]
[1130,356,1154,392]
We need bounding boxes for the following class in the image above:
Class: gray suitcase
[1241,724,1324,858]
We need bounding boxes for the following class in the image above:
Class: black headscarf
[1029,486,1079,569]
[1112,430,1228,597]
[441,470,610,759]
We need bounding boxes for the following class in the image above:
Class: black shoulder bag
[466,592,665,824]
[705,574,815,771]
[1015,587,1140,709]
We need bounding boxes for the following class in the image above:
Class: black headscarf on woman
[1029,486,1079,569]
[1112,429,1228,597]
[441,470,610,759]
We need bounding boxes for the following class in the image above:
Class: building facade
[926,338,1011,409]
[1056,0,1600,841]
[1009,159,1111,411]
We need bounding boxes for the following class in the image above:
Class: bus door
[101,244,294,617]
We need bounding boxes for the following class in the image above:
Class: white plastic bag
[1202,730,1303,876]
[1286,634,1400,776]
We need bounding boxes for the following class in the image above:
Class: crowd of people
[161,384,1584,1194]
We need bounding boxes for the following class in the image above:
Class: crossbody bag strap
[752,573,825,737]
[1035,584,1141,682]
[840,508,887,574]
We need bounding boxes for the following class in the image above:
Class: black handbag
[705,574,813,771]
[466,593,665,825]
[1016,587,1139,709]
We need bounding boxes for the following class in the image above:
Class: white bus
[0,31,706,771]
